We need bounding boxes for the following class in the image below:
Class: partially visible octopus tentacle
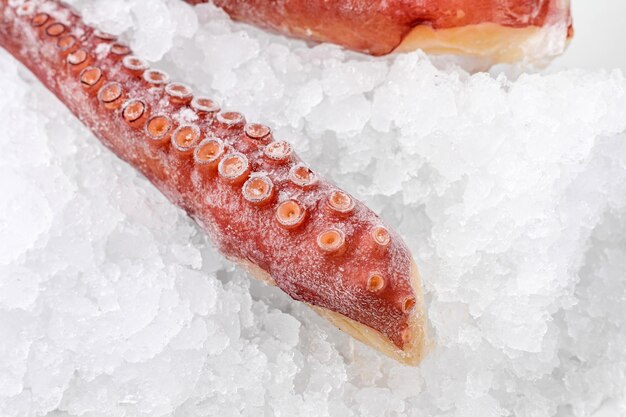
[0,0,430,364]
[185,0,572,64]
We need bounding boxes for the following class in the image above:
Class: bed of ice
[1,1,626,416]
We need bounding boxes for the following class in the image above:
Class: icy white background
[1,1,626,416]
[554,0,626,72]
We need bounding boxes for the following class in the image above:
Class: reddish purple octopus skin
[0,0,424,359]
[185,0,573,58]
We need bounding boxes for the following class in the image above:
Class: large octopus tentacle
[0,0,430,365]
[186,0,572,64]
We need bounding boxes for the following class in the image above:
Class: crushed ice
[1,0,626,416]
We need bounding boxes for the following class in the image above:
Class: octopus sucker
[327,190,355,216]
[218,152,250,185]
[110,43,131,59]
[317,228,346,255]
[165,82,194,105]
[143,69,170,87]
[122,55,149,76]
[146,115,174,145]
[93,29,116,41]
[30,12,48,27]
[402,297,417,314]
[171,124,202,158]
[79,66,104,92]
[67,49,90,73]
[122,99,149,127]
[185,0,572,65]
[97,81,124,110]
[44,21,65,37]
[0,0,430,365]
[194,138,225,171]
[289,164,317,188]
[264,140,292,164]
[242,175,274,206]
[371,225,391,253]
[276,199,307,230]
[244,123,272,144]
[366,273,386,293]
[56,34,78,55]
[215,111,245,131]
[191,96,220,116]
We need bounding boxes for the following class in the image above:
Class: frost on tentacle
[1,0,425,358]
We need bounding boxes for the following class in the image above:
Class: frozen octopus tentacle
[185,0,573,64]
[0,0,431,365]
